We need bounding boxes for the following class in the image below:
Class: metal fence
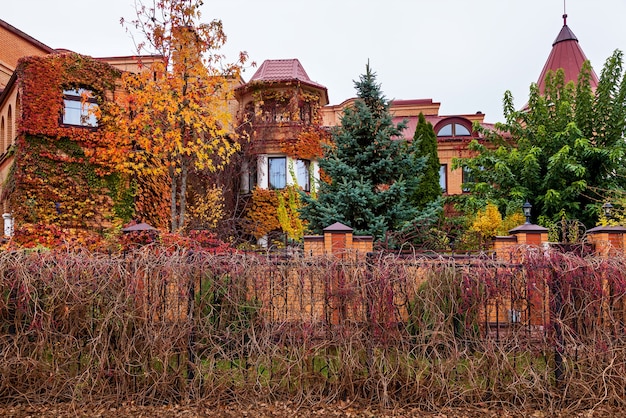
[2,248,626,408]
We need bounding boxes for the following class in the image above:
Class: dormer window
[437,123,471,137]
[62,88,98,127]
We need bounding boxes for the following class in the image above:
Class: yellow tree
[470,202,526,243]
[108,0,247,231]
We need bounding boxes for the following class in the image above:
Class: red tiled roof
[239,58,329,104]
[248,58,327,90]
[393,115,442,140]
[251,59,307,81]
[535,15,599,94]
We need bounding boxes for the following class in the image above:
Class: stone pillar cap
[323,222,353,233]
[587,225,626,234]
[509,223,549,235]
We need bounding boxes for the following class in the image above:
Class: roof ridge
[0,18,54,54]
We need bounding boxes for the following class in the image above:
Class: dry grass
[1,246,626,415]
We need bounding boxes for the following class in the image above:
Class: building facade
[0,19,160,241]
[0,13,599,240]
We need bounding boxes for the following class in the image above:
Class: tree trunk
[170,165,178,232]
[178,164,188,232]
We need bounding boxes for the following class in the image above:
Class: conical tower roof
[535,14,599,94]
[238,58,329,104]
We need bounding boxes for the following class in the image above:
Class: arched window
[0,117,5,153]
[7,105,12,146]
[436,122,471,137]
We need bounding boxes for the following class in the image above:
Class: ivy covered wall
[7,52,134,247]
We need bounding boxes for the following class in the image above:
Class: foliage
[243,186,305,243]
[117,223,235,253]
[242,187,281,240]
[8,53,133,247]
[500,211,527,234]
[16,53,121,162]
[300,64,440,241]
[454,50,626,227]
[276,186,305,241]
[280,125,330,162]
[186,185,225,230]
[463,203,527,249]
[105,0,248,232]
[547,213,586,243]
[470,202,503,238]
[411,112,442,209]
[3,248,626,411]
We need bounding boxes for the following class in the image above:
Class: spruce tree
[411,112,442,209]
[300,64,439,240]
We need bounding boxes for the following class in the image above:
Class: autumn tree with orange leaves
[104,0,247,232]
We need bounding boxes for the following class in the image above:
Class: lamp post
[523,201,532,224]
[602,202,613,220]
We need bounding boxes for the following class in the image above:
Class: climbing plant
[7,53,133,248]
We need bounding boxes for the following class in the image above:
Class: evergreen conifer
[411,112,442,209]
[300,64,439,240]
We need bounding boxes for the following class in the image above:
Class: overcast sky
[4,0,626,122]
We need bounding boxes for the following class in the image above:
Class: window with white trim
[437,123,471,137]
[295,159,310,191]
[462,166,474,193]
[268,157,287,189]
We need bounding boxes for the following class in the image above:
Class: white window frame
[268,156,287,189]
[294,159,310,192]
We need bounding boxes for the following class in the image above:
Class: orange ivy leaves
[9,137,118,238]
[243,186,305,241]
[280,125,329,161]
[9,53,134,247]
[17,53,121,172]
[244,187,282,239]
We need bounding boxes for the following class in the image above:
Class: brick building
[0,12,599,239]
[0,19,159,238]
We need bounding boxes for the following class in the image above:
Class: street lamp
[523,201,532,224]
[602,202,614,219]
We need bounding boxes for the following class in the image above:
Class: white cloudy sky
[3,0,626,122]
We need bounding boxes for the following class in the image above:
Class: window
[462,167,474,193]
[439,164,447,193]
[62,88,98,127]
[262,100,290,123]
[438,124,452,136]
[437,123,471,137]
[299,102,312,124]
[296,159,310,191]
[7,106,12,147]
[0,117,4,153]
[268,157,287,189]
